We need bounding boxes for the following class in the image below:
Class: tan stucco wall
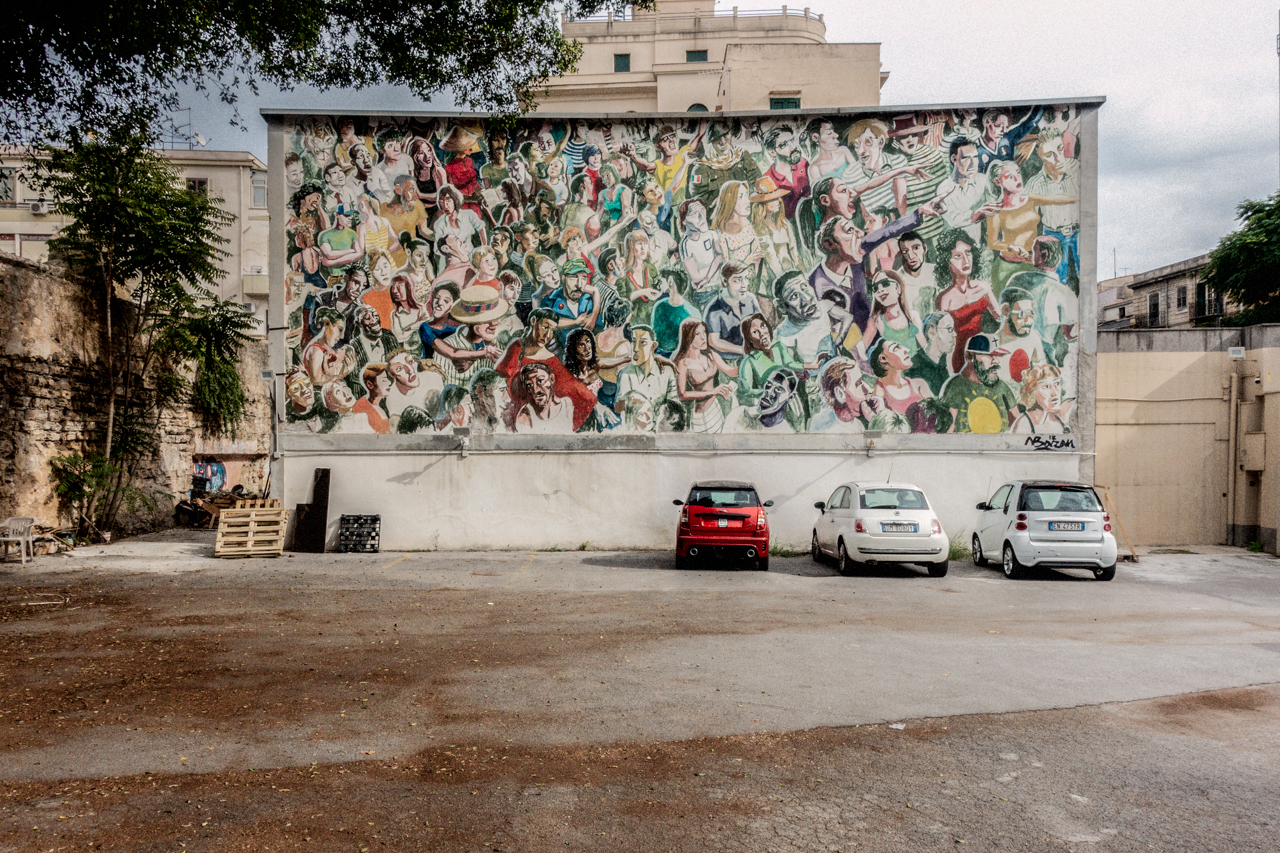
[1096,327,1280,552]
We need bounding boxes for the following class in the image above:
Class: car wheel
[675,554,687,570]
[1002,543,1023,579]
[837,539,854,575]
[756,557,769,572]
[928,560,949,578]
[1094,563,1116,582]
[971,534,987,567]
[811,531,822,563]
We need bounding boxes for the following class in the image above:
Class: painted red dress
[495,341,597,432]
[445,155,484,219]
[947,294,995,373]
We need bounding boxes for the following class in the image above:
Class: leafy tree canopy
[4,1,647,142]
[1202,192,1280,324]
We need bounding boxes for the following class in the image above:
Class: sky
[179,0,1280,282]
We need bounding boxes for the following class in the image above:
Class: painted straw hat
[440,126,480,153]
[450,285,510,324]
[888,113,931,137]
[748,176,790,203]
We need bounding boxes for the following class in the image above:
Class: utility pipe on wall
[1227,371,1239,545]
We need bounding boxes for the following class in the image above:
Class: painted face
[632,237,648,260]
[411,246,430,270]
[352,145,372,171]
[287,376,314,409]
[518,229,538,251]
[817,122,838,151]
[344,271,367,299]
[587,151,602,170]
[685,201,708,230]
[537,131,555,153]
[984,113,1011,143]
[432,288,455,319]
[414,144,435,167]
[574,334,593,361]
[1039,137,1066,174]
[949,241,974,280]
[534,317,557,346]
[372,256,393,287]
[953,144,979,179]
[325,166,346,189]
[546,159,563,180]
[823,181,855,218]
[526,368,554,408]
[327,382,357,413]
[285,161,304,187]
[1007,300,1036,337]
[479,254,499,277]
[727,270,750,298]
[691,324,707,350]
[375,371,394,397]
[871,276,899,305]
[733,190,751,219]
[389,354,419,389]
[383,140,402,159]
[563,271,589,299]
[602,170,616,187]
[632,330,656,364]
[633,399,655,432]
[359,306,382,335]
[638,210,658,234]
[882,341,913,371]
[473,319,500,343]
[494,383,512,414]
[999,164,1023,194]
[643,181,663,206]
[747,318,772,351]
[973,352,1000,385]
[831,219,867,264]
[712,130,731,153]
[839,368,869,407]
[852,129,884,167]
[500,277,519,304]
[901,239,927,271]
[774,132,800,165]
[1034,376,1061,411]
[657,133,678,156]
[897,134,921,154]
[302,191,321,212]
[313,147,333,170]
[334,211,352,230]
[567,234,586,257]
[390,280,407,304]
[401,181,418,203]
[782,280,819,321]
[934,314,957,349]
[439,193,455,214]
[491,231,510,254]
[537,262,560,290]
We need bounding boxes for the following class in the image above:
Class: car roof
[690,480,757,490]
[841,482,926,492]
[1017,480,1094,489]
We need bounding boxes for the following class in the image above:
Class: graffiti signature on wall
[279,107,1083,437]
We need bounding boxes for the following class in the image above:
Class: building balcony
[563,5,827,42]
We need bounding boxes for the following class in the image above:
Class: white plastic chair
[0,517,36,564]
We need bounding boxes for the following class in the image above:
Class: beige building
[537,0,886,113]
[1098,254,1237,330]
[0,148,270,330]
[1096,327,1278,554]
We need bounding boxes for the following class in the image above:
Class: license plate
[1049,521,1084,531]
[881,523,917,533]
[718,518,728,528]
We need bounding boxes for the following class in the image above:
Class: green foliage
[26,115,253,532]
[948,534,971,562]
[1248,540,1264,553]
[1202,191,1280,322]
[50,453,156,539]
[3,1,650,141]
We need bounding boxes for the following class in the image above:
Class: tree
[24,116,255,535]
[1201,191,1280,324]
[4,1,647,142]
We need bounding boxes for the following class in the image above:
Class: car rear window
[859,488,928,510]
[1018,486,1102,512]
[687,488,760,508]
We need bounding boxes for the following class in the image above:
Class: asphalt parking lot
[1,537,1278,851]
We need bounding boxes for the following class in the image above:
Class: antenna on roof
[885,460,894,483]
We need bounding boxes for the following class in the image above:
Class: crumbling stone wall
[0,252,271,533]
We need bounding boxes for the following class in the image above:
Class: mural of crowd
[281,106,1083,436]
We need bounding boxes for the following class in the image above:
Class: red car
[673,480,773,571]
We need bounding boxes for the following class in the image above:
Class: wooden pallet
[234,498,281,509]
[214,507,290,558]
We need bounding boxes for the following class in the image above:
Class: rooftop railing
[565,5,824,24]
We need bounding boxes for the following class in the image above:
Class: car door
[820,486,848,553]
[978,483,1014,553]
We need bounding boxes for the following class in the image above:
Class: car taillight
[680,508,689,527]
[1104,523,1112,532]
[854,519,865,533]
[1103,513,1110,522]
[1017,513,1027,521]
[757,513,766,529]
[931,519,942,535]
[1015,521,1028,531]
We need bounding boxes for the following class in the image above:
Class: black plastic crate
[338,514,381,553]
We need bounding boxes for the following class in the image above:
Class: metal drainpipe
[1227,370,1239,545]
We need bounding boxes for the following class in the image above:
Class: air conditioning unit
[29,201,51,216]
[239,302,256,314]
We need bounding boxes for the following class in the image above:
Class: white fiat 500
[972,481,1118,580]
[810,482,949,576]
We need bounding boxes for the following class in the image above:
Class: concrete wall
[1096,326,1280,553]
[266,103,1102,551]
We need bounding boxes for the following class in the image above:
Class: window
[251,174,267,208]
[0,168,14,203]
[686,50,708,62]
[686,487,760,508]
[613,53,631,73]
[770,97,801,111]
[686,103,709,112]
[1176,285,1187,310]
[186,178,209,195]
[860,489,928,510]
[1148,292,1160,325]
[1119,306,1127,319]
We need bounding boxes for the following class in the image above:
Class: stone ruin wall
[0,252,272,534]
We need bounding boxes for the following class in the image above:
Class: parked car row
[673,479,1119,582]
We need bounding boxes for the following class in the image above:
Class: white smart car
[972,480,1118,581]
[810,481,949,576]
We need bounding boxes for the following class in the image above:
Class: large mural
[280,107,1083,436]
